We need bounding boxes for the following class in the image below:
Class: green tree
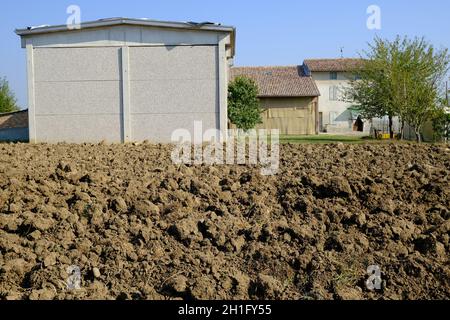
[345,38,396,137]
[392,38,449,141]
[431,98,450,142]
[345,36,450,141]
[0,77,19,113]
[432,109,450,142]
[228,76,262,131]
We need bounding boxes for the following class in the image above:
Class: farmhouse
[230,66,320,135]
[303,58,365,133]
[16,18,235,143]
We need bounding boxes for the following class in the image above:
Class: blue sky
[1,0,450,108]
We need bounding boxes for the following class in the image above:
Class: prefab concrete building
[16,18,235,143]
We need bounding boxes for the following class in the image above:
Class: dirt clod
[43,253,57,267]
[92,267,101,278]
[165,275,188,294]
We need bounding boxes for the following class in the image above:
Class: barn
[16,18,235,143]
[231,66,320,135]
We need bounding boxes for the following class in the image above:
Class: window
[329,85,339,101]
[330,72,338,80]
[329,111,338,125]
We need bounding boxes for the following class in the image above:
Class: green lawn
[280,134,372,144]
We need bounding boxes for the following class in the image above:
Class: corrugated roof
[304,58,364,72]
[230,66,320,97]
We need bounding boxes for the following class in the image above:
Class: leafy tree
[228,76,262,131]
[392,38,449,141]
[345,36,450,141]
[432,99,450,142]
[0,77,19,113]
[345,38,396,137]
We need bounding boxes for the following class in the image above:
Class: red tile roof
[0,110,28,129]
[303,58,364,72]
[230,66,320,97]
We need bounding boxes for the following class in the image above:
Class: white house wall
[312,71,368,133]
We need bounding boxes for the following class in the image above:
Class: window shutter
[330,111,337,124]
[329,86,338,101]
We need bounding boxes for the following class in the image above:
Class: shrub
[0,77,19,113]
[228,76,262,131]
[432,107,450,142]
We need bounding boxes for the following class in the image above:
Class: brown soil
[0,142,449,300]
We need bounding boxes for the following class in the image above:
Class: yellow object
[379,133,391,140]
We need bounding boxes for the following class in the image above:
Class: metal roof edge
[231,65,301,69]
[15,17,235,36]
